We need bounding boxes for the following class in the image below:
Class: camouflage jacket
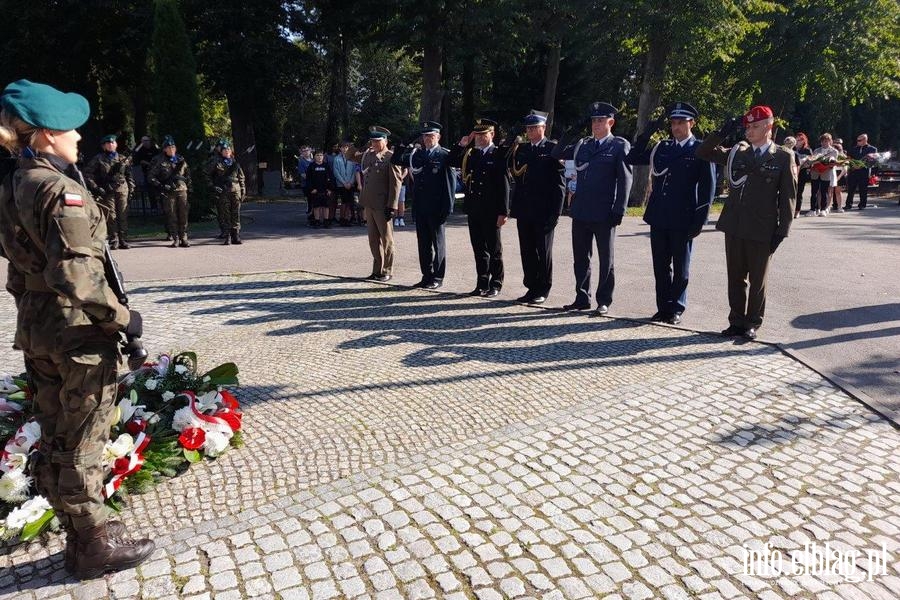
[206,156,245,196]
[148,154,191,192]
[84,151,135,196]
[0,155,130,355]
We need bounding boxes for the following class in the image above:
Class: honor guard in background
[844,133,878,210]
[696,105,796,340]
[149,136,192,247]
[347,126,402,281]
[625,102,715,324]
[448,118,510,297]
[508,110,566,304]
[392,121,457,289]
[84,134,134,249]
[554,102,633,315]
[206,139,245,245]
[0,79,154,579]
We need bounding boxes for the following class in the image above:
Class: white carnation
[0,470,31,503]
[172,406,203,432]
[161,391,176,402]
[202,430,230,457]
[174,364,188,375]
[144,378,159,391]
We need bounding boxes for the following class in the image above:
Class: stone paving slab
[0,271,898,599]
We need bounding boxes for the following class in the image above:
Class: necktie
[594,139,601,150]
[755,147,763,159]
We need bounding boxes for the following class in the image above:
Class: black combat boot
[230,229,242,245]
[179,237,190,248]
[118,240,130,250]
[108,239,119,250]
[170,238,178,248]
[74,522,155,580]
[223,233,231,245]
[65,520,127,573]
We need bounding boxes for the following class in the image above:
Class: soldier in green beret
[206,140,246,244]
[84,134,135,249]
[0,79,154,578]
[148,135,192,247]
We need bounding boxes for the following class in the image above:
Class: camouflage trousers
[216,189,242,232]
[163,189,189,241]
[25,345,119,532]
[98,189,129,243]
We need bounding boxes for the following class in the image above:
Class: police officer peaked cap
[420,121,442,134]
[667,102,698,120]
[162,135,176,148]
[0,79,90,131]
[589,102,617,119]
[523,110,548,126]
[472,118,497,133]
[100,134,118,144]
[368,126,391,139]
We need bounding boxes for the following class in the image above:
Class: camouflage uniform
[83,152,134,247]
[148,153,191,245]
[206,155,245,237]
[0,155,129,532]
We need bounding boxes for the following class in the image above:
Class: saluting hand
[497,215,508,227]
[458,134,472,147]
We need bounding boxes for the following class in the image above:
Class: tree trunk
[462,54,474,136]
[227,93,258,195]
[420,40,444,122]
[340,35,350,137]
[629,33,671,207]
[324,47,342,148]
[542,40,562,132]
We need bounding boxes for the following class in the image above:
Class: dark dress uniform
[845,142,878,210]
[509,138,566,300]
[83,141,134,249]
[449,142,510,293]
[558,114,633,310]
[696,106,795,336]
[392,131,456,287]
[626,106,714,320]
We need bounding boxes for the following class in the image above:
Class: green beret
[101,134,117,144]
[0,79,90,131]
[219,139,231,149]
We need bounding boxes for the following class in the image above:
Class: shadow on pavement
[790,303,900,332]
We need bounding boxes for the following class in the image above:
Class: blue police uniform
[558,102,633,311]
[448,119,510,294]
[626,102,714,319]
[392,122,457,287]
[509,111,566,301]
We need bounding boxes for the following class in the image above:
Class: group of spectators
[295,143,408,228]
[783,132,879,217]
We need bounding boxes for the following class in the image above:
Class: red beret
[743,105,773,126]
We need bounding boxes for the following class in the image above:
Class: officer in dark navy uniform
[625,102,715,324]
[448,118,510,297]
[554,102,633,315]
[392,121,457,289]
[508,110,566,304]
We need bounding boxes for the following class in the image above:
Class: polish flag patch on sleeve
[63,193,84,207]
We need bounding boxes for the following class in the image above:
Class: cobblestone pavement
[0,271,898,599]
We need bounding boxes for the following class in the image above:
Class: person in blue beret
[0,79,154,578]
[392,121,457,289]
[553,101,633,315]
[84,134,135,249]
[508,110,566,305]
[625,102,715,325]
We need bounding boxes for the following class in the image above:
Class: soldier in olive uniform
[84,134,134,249]
[206,140,245,245]
[392,121,457,289]
[0,79,154,579]
[346,126,402,281]
[508,111,566,304]
[448,118,511,297]
[148,136,192,247]
[696,105,796,340]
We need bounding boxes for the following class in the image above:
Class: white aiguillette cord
[726,144,748,188]
[408,147,423,174]
[572,137,590,172]
[649,141,668,177]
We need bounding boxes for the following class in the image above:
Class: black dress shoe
[515,294,533,303]
[424,281,442,289]
[365,273,379,280]
[530,295,547,304]
[375,274,392,282]
[484,288,500,298]
[721,325,745,337]
[743,328,757,340]
[469,288,486,296]
[649,311,668,322]
[412,280,428,288]
[667,313,682,325]
[563,301,591,311]
[594,305,609,315]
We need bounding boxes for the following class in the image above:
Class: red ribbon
[102,431,150,499]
